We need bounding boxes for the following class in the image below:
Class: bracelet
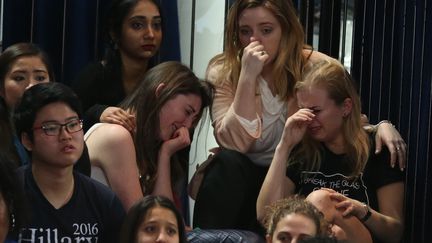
[361,203,372,222]
[372,120,394,133]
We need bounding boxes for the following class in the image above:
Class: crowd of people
[0,0,406,243]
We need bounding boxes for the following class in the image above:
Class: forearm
[232,71,258,121]
[363,209,404,243]
[152,151,174,201]
[257,144,294,221]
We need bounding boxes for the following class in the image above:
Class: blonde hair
[210,0,308,100]
[290,59,370,177]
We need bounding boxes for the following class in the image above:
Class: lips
[61,144,76,153]
[142,44,155,51]
[308,126,321,134]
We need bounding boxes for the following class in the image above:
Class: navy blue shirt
[17,165,125,243]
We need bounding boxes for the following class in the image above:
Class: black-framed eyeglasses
[33,119,83,136]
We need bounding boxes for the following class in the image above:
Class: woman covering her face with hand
[193,0,406,234]
[85,61,213,211]
[257,59,404,243]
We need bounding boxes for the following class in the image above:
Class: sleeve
[366,146,405,189]
[83,104,108,132]
[207,62,262,153]
[71,63,102,112]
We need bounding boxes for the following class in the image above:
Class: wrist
[360,203,372,222]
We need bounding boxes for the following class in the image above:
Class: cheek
[137,231,155,242]
[238,35,250,48]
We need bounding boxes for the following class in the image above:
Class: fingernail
[375,150,379,154]
[391,163,395,168]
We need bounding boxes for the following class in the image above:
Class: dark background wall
[2,0,181,85]
[3,0,431,241]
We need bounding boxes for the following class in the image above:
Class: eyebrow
[11,69,47,74]
[41,116,79,124]
[129,15,161,21]
[187,104,197,114]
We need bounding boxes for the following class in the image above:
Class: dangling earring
[10,212,16,230]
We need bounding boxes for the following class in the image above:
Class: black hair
[0,97,20,165]
[13,82,83,142]
[0,152,27,238]
[103,0,164,68]
[120,195,187,243]
[0,42,55,92]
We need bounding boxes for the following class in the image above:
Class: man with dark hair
[13,82,125,243]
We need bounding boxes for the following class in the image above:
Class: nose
[25,80,36,90]
[183,117,194,129]
[59,126,73,140]
[250,35,261,43]
[155,232,168,242]
[145,24,155,39]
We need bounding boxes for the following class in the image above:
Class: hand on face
[241,37,269,79]
[280,108,315,148]
[327,189,367,220]
[160,126,191,157]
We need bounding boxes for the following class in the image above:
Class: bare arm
[328,182,404,243]
[256,109,314,221]
[86,124,143,211]
[152,127,191,200]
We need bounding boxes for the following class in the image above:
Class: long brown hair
[290,59,370,177]
[119,61,213,193]
[211,0,307,100]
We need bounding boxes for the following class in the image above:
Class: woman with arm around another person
[194,0,406,234]
[72,0,163,131]
[257,59,404,243]
[85,61,213,211]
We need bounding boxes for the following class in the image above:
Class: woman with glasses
[13,82,125,243]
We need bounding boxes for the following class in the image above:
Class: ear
[265,234,272,243]
[342,98,353,117]
[21,133,34,152]
[155,83,166,97]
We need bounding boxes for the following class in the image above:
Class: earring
[10,212,15,230]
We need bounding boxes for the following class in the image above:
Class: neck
[261,65,275,95]
[324,135,346,155]
[120,52,149,95]
[31,162,75,209]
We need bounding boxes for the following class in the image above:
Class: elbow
[390,221,404,243]
[256,202,266,224]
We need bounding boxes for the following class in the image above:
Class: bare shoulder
[87,123,133,144]
[86,123,135,164]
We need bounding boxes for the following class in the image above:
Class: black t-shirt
[17,165,125,243]
[286,139,405,211]
[72,62,124,131]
